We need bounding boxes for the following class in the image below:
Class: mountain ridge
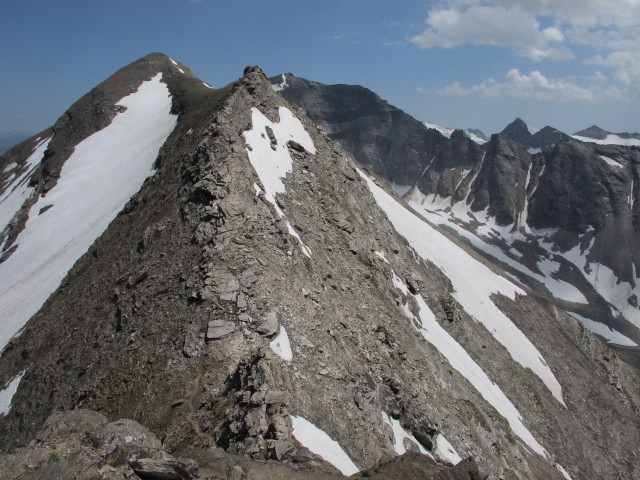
[0,54,639,479]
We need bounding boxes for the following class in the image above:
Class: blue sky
[1,0,638,136]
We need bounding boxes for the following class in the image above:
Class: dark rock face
[529,141,640,284]
[575,125,610,140]
[415,130,485,203]
[500,118,571,151]
[468,135,532,225]
[0,55,639,480]
[529,141,625,233]
[530,126,572,151]
[269,73,448,189]
[500,118,533,147]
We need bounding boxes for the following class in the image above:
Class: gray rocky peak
[0,55,639,480]
[500,117,533,145]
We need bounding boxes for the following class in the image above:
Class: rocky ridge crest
[0,55,639,479]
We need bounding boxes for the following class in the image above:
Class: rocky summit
[0,54,639,480]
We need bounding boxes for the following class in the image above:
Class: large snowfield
[358,169,565,406]
[0,73,177,354]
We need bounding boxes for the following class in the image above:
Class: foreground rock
[0,410,479,480]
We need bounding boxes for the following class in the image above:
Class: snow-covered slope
[573,125,640,146]
[243,106,315,257]
[0,73,177,352]
[359,169,563,403]
[572,133,640,146]
[0,136,52,251]
[403,135,640,355]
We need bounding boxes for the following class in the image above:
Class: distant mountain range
[422,117,640,153]
[498,118,640,151]
[573,125,640,146]
[0,131,34,154]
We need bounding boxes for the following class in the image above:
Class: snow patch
[270,325,293,361]
[537,257,560,276]
[381,411,430,456]
[374,250,389,263]
[169,58,178,65]
[434,434,462,465]
[271,73,289,92]
[243,107,315,258]
[424,122,454,138]
[202,82,214,89]
[465,130,487,144]
[360,171,565,404]
[556,463,574,480]
[568,312,637,347]
[573,134,640,146]
[453,168,472,192]
[391,271,409,296]
[285,221,312,257]
[423,122,485,144]
[290,415,359,475]
[517,164,533,231]
[0,136,52,250]
[393,278,549,458]
[0,73,177,352]
[0,370,26,415]
[564,240,640,329]
[599,155,622,167]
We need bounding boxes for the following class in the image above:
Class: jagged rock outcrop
[0,54,639,480]
[269,73,449,189]
[467,135,532,226]
[0,410,480,480]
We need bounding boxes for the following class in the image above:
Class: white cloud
[438,68,609,101]
[410,5,572,61]
[412,1,640,95]
[415,87,425,94]
[587,48,640,91]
